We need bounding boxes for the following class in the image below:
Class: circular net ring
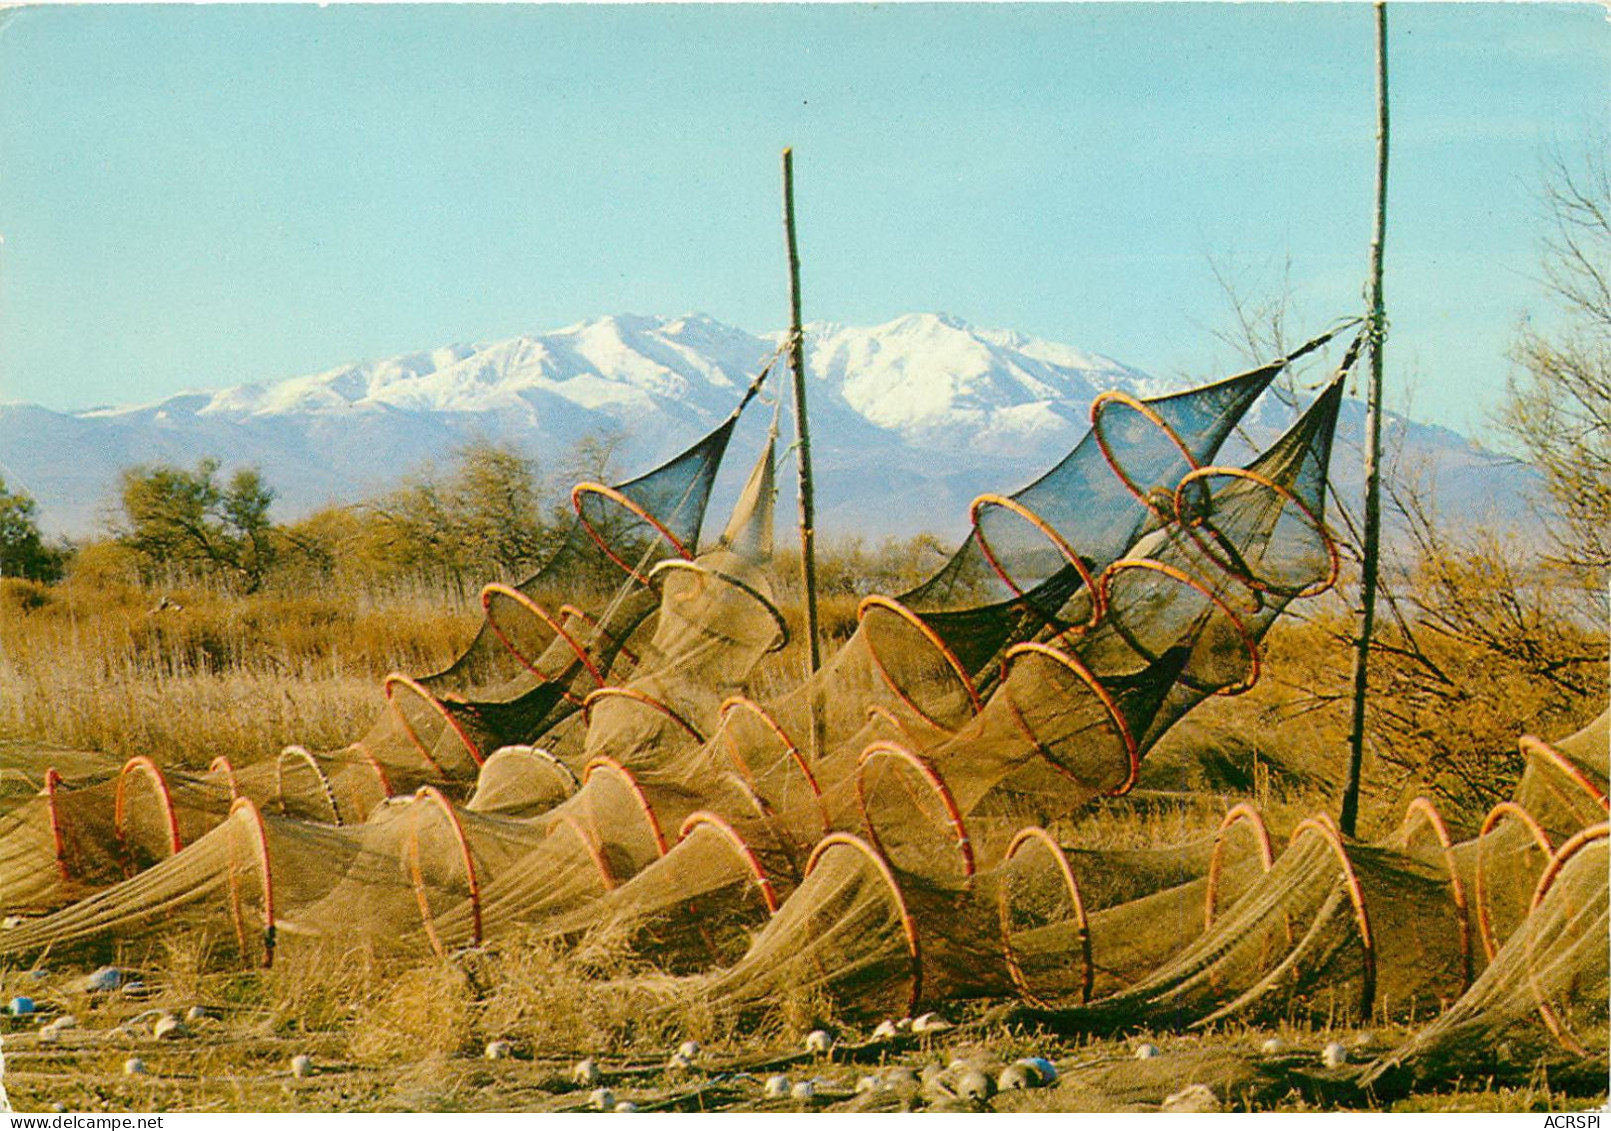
[43,767,73,883]
[1002,642,1139,796]
[581,686,707,747]
[582,754,672,859]
[1288,813,1376,1021]
[1517,734,1609,814]
[857,594,983,731]
[225,797,276,969]
[998,825,1092,1006]
[208,755,241,800]
[855,741,974,882]
[647,558,791,654]
[1474,800,1554,963]
[406,785,484,958]
[1095,558,1262,697]
[969,493,1103,627]
[571,481,694,586]
[718,695,828,841]
[275,745,343,825]
[678,811,782,915]
[1525,821,1609,1056]
[1391,796,1472,992]
[113,755,184,875]
[480,584,606,700]
[1203,802,1276,931]
[804,832,923,1016]
[1090,390,1202,518]
[384,672,487,773]
[1172,466,1340,599]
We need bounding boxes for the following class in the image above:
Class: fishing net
[538,810,792,975]
[1005,800,1474,1035]
[1362,823,1609,1094]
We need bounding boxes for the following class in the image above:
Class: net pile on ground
[0,365,778,925]
[1361,820,1608,1095]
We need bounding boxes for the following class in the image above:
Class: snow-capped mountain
[0,313,1537,543]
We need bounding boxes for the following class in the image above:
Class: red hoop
[858,594,982,728]
[1204,803,1276,930]
[43,767,70,882]
[855,741,974,880]
[1289,814,1375,1019]
[999,826,1092,1005]
[407,785,484,958]
[805,833,922,1015]
[208,756,240,800]
[647,559,790,654]
[1525,822,1608,1055]
[1095,558,1262,696]
[481,583,605,698]
[1091,390,1201,515]
[1002,643,1139,796]
[546,813,618,892]
[969,493,1102,624]
[719,695,828,838]
[1392,796,1472,993]
[226,797,276,969]
[384,672,485,771]
[678,811,781,914]
[583,755,671,858]
[1172,465,1340,599]
[572,481,693,586]
[581,685,706,746]
[1474,801,1554,962]
[113,755,184,870]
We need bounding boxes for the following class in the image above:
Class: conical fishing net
[1362,823,1608,1094]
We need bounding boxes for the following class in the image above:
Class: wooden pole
[782,148,822,681]
[1341,1,1390,839]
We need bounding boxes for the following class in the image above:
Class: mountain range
[0,312,1539,546]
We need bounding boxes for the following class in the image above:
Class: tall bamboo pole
[782,149,822,683]
[1341,1,1390,839]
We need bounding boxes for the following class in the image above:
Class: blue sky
[0,3,1605,435]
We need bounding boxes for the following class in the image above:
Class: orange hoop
[1172,466,1340,599]
[276,745,343,825]
[999,826,1092,1005]
[43,767,70,882]
[719,696,828,837]
[481,583,606,696]
[1096,558,1262,696]
[678,811,781,914]
[384,672,485,771]
[647,559,790,654]
[1525,822,1608,1056]
[582,755,671,858]
[1204,803,1276,930]
[1474,801,1554,962]
[113,755,184,868]
[407,786,484,957]
[805,833,922,1015]
[969,493,1102,623]
[1002,642,1139,796]
[1518,735,1609,812]
[1289,814,1375,1019]
[581,686,707,746]
[855,742,974,879]
[1392,796,1472,992]
[858,594,983,727]
[572,481,693,585]
[546,813,618,892]
[226,797,276,968]
[1091,390,1201,515]
[208,756,240,800]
